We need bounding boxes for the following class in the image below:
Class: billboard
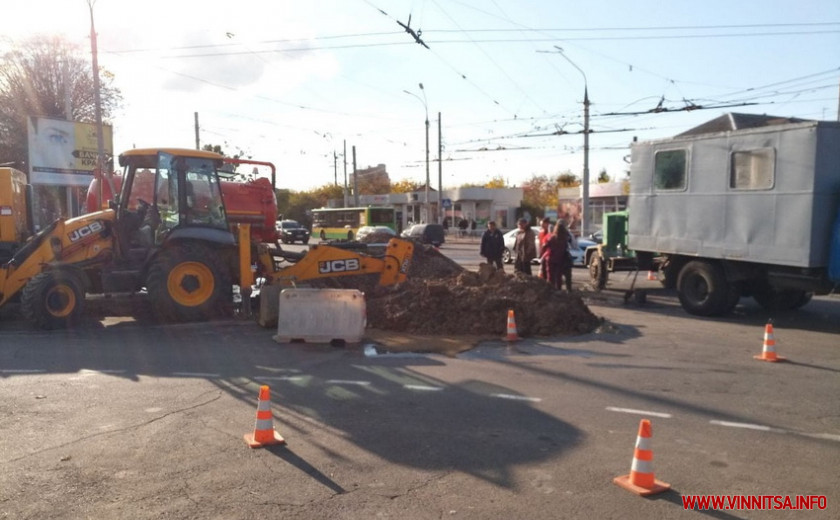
[27,116,113,186]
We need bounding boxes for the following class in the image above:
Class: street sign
[441,198,452,209]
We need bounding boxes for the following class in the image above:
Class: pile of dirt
[363,242,601,337]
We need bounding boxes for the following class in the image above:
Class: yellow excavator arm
[259,237,413,287]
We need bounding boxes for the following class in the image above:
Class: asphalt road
[1,239,839,519]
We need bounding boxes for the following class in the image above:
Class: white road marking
[256,375,305,381]
[0,369,46,374]
[709,420,772,431]
[606,407,672,418]
[403,384,444,391]
[491,393,542,402]
[326,380,371,386]
[171,372,220,378]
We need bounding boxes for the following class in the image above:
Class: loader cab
[115,148,233,263]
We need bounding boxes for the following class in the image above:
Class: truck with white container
[587,114,840,316]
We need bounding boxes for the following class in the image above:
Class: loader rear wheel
[146,243,232,322]
[21,269,86,329]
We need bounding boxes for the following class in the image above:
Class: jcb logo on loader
[318,258,361,274]
[68,221,104,243]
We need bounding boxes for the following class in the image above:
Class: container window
[730,148,775,190]
[653,149,687,190]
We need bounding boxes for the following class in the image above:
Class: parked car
[275,219,310,244]
[356,225,396,242]
[401,223,445,247]
[502,226,595,266]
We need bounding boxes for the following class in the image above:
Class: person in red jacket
[537,217,552,279]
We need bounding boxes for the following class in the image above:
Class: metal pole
[352,145,359,207]
[404,84,430,223]
[438,111,443,225]
[88,1,114,208]
[343,140,348,207]
[194,112,200,149]
[583,86,590,236]
[555,47,590,236]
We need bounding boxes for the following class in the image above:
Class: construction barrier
[273,288,366,344]
[244,385,285,448]
[614,419,671,496]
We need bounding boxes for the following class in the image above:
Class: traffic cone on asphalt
[754,320,785,362]
[502,309,520,342]
[614,419,671,496]
[244,385,286,448]
[647,271,657,281]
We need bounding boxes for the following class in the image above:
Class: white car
[502,227,595,266]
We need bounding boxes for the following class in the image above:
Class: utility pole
[87,0,115,209]
[404,83,430,223]
[438,111,443,225]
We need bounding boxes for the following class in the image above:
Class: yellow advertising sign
[27,116,113,186]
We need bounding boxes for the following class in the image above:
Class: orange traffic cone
[647,271,657,281]
[754,320,785,362]
[614,419,671,496]
[502,309,520,342]
[244,385,286,448]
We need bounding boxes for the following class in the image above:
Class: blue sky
[7,0,840,191]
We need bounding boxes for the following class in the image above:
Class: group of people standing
[479,217,575,292]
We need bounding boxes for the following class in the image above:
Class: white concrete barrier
[273,288,366,344]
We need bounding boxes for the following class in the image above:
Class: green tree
[0,35,122,169]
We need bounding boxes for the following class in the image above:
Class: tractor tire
[21,269,86,329]
[676,260,730,316]
[146,243,232,322]
[589,254,608,291]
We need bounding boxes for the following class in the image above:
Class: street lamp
[404,83,431,223]
[555,46,590,236]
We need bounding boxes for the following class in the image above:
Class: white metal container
[273,288,366,344]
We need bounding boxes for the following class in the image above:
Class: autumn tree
[597,168,611,183]
[0,35,122,169]
[390,179,421,194]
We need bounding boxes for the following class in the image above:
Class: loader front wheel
[146,243,232,322]
[21,269,86,329]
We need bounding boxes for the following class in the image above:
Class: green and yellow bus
[311,206,395,240]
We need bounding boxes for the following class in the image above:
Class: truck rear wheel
[676,260,730,316]
[146,243,232,322]
[21,269,86,329]
[753,288,812,311]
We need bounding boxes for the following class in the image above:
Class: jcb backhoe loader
[0,148,413,329]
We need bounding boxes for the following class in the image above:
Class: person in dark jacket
[480,220,505,270]
[513,218,537,275]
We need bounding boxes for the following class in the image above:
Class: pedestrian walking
[513,218,536,275]
[479,220,505,270]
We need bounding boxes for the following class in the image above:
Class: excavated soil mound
[363,242,601,337]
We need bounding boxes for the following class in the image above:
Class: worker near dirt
[544,219,573,292]
[480,220,505,270]
[537,216,552,279]
[513,218,537,275]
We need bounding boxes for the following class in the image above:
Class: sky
[5,0,840,192]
